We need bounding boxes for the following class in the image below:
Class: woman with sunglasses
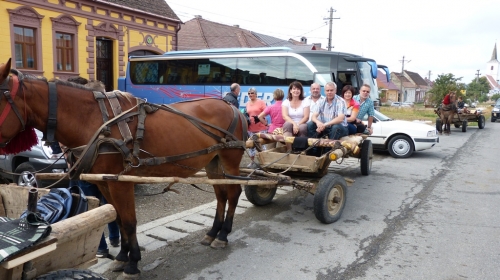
[246,87,267,166]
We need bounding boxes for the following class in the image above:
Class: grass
[380,103,492,124]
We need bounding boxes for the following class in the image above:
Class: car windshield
[362,110,392,121]
[496,99,500,106]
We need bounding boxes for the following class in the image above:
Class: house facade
[391,72,416,103]
[1,0,180,91]
[403,70,429,103]
[376,69,399,103]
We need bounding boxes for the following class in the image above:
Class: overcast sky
[167,0,500,84]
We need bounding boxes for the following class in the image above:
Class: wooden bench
[0,184,116,280]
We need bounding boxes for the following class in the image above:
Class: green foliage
[491,93,500,101]
[467,77,490,102]
[428,73,464,104]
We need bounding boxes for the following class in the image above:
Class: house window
[55,33,73,71]
[14,26,37,69]
[51,14,80,79]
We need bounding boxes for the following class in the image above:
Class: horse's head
[0,58,37,154]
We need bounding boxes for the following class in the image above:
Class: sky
[167,0,500,84]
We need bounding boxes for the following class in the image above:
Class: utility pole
[323,7,340,51]
[399,56,411,102]
[475,70,481,83]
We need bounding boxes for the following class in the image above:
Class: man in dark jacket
[223,83,240,108]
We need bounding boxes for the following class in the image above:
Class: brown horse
[438,93,457,135]
[0,58,247,277]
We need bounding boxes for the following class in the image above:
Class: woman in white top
[282,81,310,150]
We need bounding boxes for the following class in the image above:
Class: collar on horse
[0,74,27,146]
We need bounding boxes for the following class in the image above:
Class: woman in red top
[341,85,360,135]
[246,87,267,165]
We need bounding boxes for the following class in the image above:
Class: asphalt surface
[97,122,500,280]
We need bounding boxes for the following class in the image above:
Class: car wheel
[388,135,414,158]
[14,162,40,188]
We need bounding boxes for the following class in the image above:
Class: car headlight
[427,130,437,137]
[493,108,499,112]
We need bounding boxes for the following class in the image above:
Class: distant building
[485,43,500,95]
[178,16,320,51]
[376,70,399,103]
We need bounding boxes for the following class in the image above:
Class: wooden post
[27,188,38,213]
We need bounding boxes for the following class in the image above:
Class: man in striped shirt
[307,81,348,140]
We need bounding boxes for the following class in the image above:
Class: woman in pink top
[341,85,360,135]
[257,88,285,133]
[246,87,267,164]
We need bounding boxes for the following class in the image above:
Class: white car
[362,110,439,158]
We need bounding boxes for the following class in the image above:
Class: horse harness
[66,93,247,179]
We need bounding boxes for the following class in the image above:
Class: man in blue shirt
[353,84,375,135]
[307,82,348,140]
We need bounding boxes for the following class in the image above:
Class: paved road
[95,122,500,279]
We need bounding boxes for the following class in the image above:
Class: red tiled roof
[101,0,180,21]
[178,17,266,50]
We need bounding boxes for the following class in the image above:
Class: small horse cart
[243,133,372,224]
[0,184,115,280]
[435,109,486,133]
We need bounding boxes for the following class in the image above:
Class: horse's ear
[0,58,11,81]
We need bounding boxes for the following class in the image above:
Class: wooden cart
[242,134,373,224]
[0,184,116,280]
[436,110,486,132]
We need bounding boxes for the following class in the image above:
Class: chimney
[233,25,239,28]
[301,37,307,44]
[195,15,202,19]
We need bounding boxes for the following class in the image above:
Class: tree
[467,77,490,102]
[491,93,500,101]
[428,73,464,105]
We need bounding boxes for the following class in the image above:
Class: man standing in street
[305,83,325,121]
[223,83,240,108]
[307,82,348,140]
[354,84,375,135]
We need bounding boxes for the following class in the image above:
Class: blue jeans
[76,180,120,251]
[307,121,348,140]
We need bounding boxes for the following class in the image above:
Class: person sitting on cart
[457,96,466,113]
[307,81,348,140]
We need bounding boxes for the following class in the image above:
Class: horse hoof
[122,271,141,279]
[110,260,128,272]
[200,235,215,246]
[210,239,228,249]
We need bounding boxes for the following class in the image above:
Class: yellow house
[0,0,181,91]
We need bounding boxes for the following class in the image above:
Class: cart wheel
[435,118,442,132]
[462,120,467,132]
[478,115,485,129]
[313,174,347,224]
[454,123,460,128]
[35,269,106,280]
[244,185,277,206]
[360,140,372,176]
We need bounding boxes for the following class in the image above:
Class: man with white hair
[307,81,348,140]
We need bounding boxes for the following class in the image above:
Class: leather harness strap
[107,91,133,143]
[44,82,58,143]
[92,91,111,136]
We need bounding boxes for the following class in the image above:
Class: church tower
[486,43,500,81]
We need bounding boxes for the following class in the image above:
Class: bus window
[286,57,314,85]
[237,56,286,85]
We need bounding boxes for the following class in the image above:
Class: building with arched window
[1,0,180,91]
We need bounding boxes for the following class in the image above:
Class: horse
[0,58,247,278]
[437,92,457,135]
